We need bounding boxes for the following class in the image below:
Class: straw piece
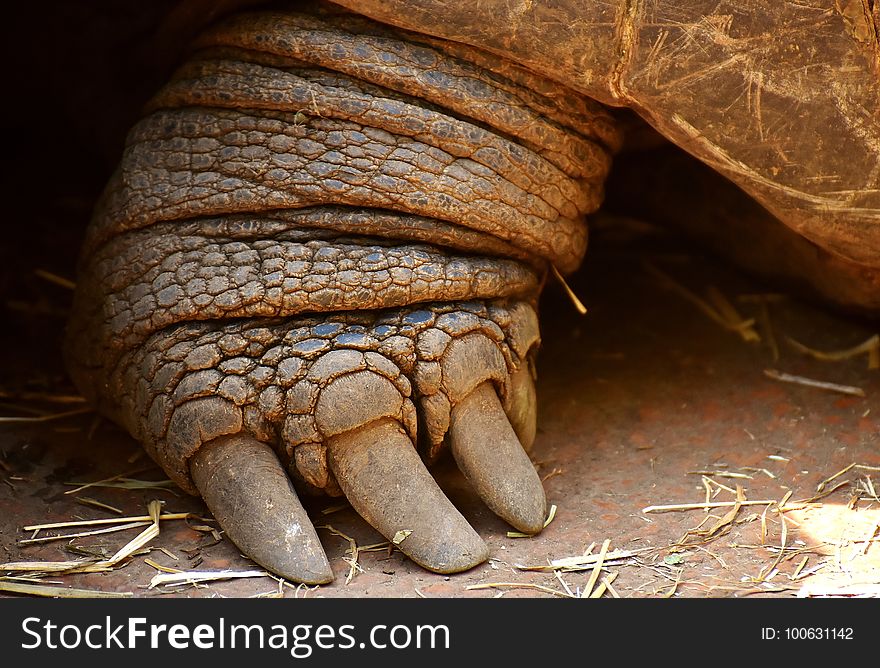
[24,512,194,531]
[688,470,752,479]
[860,523,880,556]
[798,481,850,504]
[65,478,178,493]
[34,268,76,290]
[705,286,761,343]
[465,582,572,597]
[18,521,152,545]
[507,503,557,538]
[149,569,269,588]
[144,559,183,574]
[103,500,163,566]
[320,502,350,515]
[0,581,132,598]
[861,477,880,506]
[320,525,360,584]
[792,563,828,582]
[755,511,788,583]
[589,571,618,599]
[703,486,746,538]
[551,265,588,315]
[816,463,856,493]
[554,570,574,598]
[763,369,865,397]
[701,476,737,495]
[645,263,760,342]
[604,579,621,599]
[643,499,775,513]
[754,297,780,361]
[318,525,389,585]
[702,477,712,513]
[75,497,124,515]
[582,539,610,598]
[157,547,179,561]
[63,468,169,495]
[515,548,640,572]
[798,582,880,598]
[0,560,106,573]
[696,545,729,569]
[392,530,412,545]
[778,490,793,511]
[786,334,879,370]
[541,467,563,483]
[662,569,683,598]
[6,500,170,587]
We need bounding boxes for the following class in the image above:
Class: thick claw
[326,419,488,574]
[190,434,334,584]
[449,382,547,534]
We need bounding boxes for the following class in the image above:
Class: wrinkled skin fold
[332,0,880,275]
[66,4,619,582]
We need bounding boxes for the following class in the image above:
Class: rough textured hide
[66,6,608,501]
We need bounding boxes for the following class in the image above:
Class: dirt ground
[1,216,878,599]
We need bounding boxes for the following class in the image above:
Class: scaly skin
[66,5,620,582]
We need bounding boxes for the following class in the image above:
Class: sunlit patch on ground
[786,502,880,597]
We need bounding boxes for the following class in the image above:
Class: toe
[449,381,547,534]
[327,419,488,574]
[190,433,334,584]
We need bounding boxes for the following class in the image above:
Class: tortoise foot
[124,300,544,580]
[63,5,610,584]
